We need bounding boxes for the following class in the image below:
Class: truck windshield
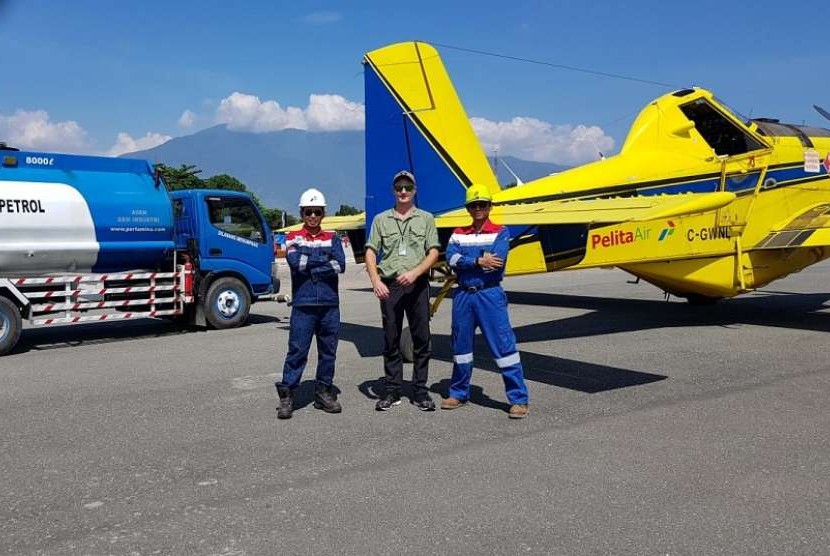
[206,197,265,243]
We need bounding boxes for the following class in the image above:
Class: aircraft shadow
[339,321,667,395]
[340,289,830,395]
[504,290,830,340]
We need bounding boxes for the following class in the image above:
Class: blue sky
[1,0,827,163]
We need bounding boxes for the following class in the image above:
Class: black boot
[276,386,293,420]
[313,383,342,413]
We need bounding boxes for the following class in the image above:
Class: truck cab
[169,189,279,328]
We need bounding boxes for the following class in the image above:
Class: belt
[382,275,427,286]
[461,284,498,293]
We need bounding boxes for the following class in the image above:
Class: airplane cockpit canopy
[752,120,830,139]
[679,98,766,156]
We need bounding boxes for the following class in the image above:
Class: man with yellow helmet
[442,184,529,419]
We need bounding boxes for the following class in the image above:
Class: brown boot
[440,397,467,410]
[508,404,529,419]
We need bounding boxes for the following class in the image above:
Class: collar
[462,218,501,234]
[300,225,327,239]
[387,207,418,220]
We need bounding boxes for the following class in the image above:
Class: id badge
[398,242,407,256]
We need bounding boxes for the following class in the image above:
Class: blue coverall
[446,221,529,405]
[278,228,346,389]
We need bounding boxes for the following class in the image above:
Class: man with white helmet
[275,188,346,419]
[442,184,529,419]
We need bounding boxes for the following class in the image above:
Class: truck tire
[204,277,251,329]
[0,297,22,356]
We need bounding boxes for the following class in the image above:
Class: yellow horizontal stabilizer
[754,203,830,249]
[278,213,366,233]
[435,192,736,229]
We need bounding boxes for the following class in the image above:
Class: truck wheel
[0,297,22,356]
[204,277,251,329]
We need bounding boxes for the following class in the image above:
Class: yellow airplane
[291,41,830,306]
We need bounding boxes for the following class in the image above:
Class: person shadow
[357,376,510,413]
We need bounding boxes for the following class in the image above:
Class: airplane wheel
[684,294,723,306]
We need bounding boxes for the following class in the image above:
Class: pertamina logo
[658,221,675,241]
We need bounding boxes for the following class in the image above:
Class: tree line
[155,163,361,228]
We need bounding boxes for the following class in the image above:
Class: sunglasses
[467,201,491,210]
[393,183,415,192]
[302,208,323,217]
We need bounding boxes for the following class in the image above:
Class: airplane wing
[754,204,830,249]
[434,191,736,229]
[278,213,366,233]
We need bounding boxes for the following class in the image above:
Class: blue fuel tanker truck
[0,147,282,355]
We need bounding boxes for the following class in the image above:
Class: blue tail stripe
[364,64,467,225]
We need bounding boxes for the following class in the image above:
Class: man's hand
[479,253,504,270]
[373,278,390,300]
[395,270,419,287]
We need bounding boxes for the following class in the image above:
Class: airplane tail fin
[363,42,498,224]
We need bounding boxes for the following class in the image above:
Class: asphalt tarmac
[1,262,829,555]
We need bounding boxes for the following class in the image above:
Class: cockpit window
[713,96,750,124]
[680,98,765,156]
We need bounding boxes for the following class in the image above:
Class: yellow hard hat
[465,183,492,205]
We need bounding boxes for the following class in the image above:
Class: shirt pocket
[409,220,427,248]
[382,229,402,256]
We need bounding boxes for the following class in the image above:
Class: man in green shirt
[365,170,441,411]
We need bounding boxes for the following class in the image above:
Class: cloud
[216,92,364,132]
[300,11,341,24]
[305,94,365,131]
[106,132,171,156]
[0,109,88,152]
[178,109,197,129]
[471,116,615,166]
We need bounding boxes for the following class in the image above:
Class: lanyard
[394,217,411,242]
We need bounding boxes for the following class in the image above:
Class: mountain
[126,125,569,212]
[494,156,570,186]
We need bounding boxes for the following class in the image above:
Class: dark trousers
[278,305,340,389]
[380,275,431,394]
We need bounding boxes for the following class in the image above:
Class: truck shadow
[12,312,282,355]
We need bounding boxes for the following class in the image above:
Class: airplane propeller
[814,104,830,123]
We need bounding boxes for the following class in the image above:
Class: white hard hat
[299,188,326,208]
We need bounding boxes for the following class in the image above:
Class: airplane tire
[0,296,22,356]
[204,277,251,329]
[684,294,723,306]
